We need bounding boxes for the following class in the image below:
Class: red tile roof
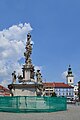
[54,82,73,88]
[43,82,55,87]
[0,84,10,96]
[0,85,9,90]
[43,82,73,88]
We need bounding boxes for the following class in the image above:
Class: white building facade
[74,84,78,100]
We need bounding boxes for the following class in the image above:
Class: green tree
[51,92,57,97]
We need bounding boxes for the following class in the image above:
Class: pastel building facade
[44,82,74,99]
[54,83,74,98]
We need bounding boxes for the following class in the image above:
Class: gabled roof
[43,82,73,88]
[0,84,10,92]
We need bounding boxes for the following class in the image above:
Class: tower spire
[68,65,72,75]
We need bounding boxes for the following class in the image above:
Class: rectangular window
[56,89,57,91]
[69,93,71,95]
[66,89,68,92]
[66,93,68,96]
[63,93,64,96]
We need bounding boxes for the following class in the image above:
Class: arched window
[70,80,72,82]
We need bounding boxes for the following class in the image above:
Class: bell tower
[66,65,74,86]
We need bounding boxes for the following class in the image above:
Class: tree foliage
[51,92,57,97]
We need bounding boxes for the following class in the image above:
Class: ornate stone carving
[36,70,42,84]
[9,33,43,96]
[24,33,33,65]
[12,71,16,84]
[30,65,35,79]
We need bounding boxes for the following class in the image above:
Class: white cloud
[1,80,9,87]
[34,66,42,72]
[0,23,33,87]
[62,71,68,79]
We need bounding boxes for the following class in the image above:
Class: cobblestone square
[0,105,80,120]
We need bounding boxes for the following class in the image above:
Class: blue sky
[0,0,80,86]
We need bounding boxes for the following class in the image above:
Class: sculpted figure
[12,71,16,84]
[36,70,42,83]
[24,33,33,64]
[27,44,32,54]
[30,65,35,79]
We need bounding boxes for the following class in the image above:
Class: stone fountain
[8,33,43,96]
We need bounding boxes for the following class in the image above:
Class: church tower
[66,65,74,86]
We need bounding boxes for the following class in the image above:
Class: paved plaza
[0,104,80,120]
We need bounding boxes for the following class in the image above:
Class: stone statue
[17,73,23,83]
[12,71,16,84]
[24,33,33,64]
[26,57,32,66]
[25,44,32,60]
[27,33,31,41]
[30,65,35,79]
[36,70,42,83]
[8,33,44,97]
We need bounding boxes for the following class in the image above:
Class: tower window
[70,80,72,82]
